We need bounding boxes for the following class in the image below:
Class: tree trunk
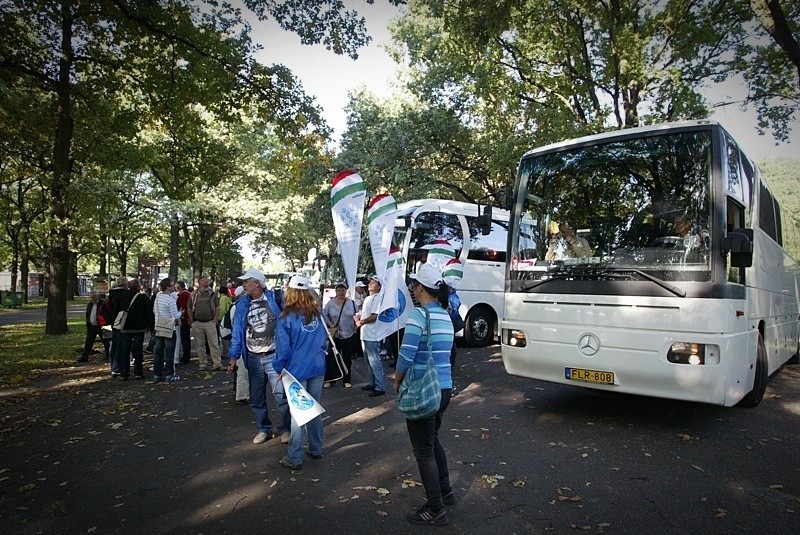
[169,215,179,280]
[45,1,74,335]
[762,0,800,87]
[99,217,108,275]
[20,236,30,305]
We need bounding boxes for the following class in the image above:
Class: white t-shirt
[360,293,383,342]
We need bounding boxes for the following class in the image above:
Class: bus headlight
[667,343,720,365]
[503,329,527,347]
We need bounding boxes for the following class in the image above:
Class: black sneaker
[442,491,457,506]
[361,385,375,391]
[407,504,448,526]
[368,390,386,397]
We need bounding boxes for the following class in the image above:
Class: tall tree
[739,0,800,141]
[0,0,389,334]
[364,0,754,198]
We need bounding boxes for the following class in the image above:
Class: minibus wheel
[737,333,768,408]
[464,306,494,347]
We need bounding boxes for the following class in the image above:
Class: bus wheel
[464,306,494,347]
[737,333,768,408]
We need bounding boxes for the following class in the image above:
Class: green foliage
[759,157,800,259]
[738,0,800,141]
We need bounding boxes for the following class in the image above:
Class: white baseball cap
[355,281,366,288]
[237,267,265,284]
[234,285,245,297]
[288,275,311,290]
[409,262,442,289]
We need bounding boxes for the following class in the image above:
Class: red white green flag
[331,170,366,294]
[442,257,464,289]
[424,239,457,273]
[367,193,397,281]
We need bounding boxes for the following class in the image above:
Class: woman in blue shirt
[273,275,327,470]
[393,263,454,526]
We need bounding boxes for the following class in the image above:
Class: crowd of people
[78,262,462,526]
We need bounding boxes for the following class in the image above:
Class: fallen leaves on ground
[481,474,505,488]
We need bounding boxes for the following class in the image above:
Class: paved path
[0,345,798,534]
[0,304,84,327]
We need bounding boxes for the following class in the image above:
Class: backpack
[97,299,113,327]
[223,306,233,331]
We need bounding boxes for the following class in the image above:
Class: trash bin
[1,291,23,308]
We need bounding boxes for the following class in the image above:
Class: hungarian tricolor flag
[331,170,366,294]
[367,193,397,281]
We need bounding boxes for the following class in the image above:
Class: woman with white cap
[273,275,328,470]
[393,262,455,526]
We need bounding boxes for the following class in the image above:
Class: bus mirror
[722,228,753,268]
[477,205,493,235]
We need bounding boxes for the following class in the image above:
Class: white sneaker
[280,431,291,444]
[323,382,332,388]
[253,431,270,444]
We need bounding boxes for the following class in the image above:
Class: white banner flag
[424,239,457,272]
[367,193,397,281]
[331,170,366,295]
[281,371,325,427]
[374,249,413,340]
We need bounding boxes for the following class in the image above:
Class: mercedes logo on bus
[578,333,600,356]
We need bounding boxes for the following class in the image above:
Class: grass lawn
[0,317,89,387]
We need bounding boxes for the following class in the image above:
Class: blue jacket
[228,290,282,368]
[273,311,327,381]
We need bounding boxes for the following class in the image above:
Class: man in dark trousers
[107,276,129,376]
[77,291,109,362]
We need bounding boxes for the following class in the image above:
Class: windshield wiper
[519,266,686,297]
[596,267,686,297]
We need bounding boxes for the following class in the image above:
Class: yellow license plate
[565,367,615,385]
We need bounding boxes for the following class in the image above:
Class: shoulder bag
[154,296,175,338]
[397,307,441,420]
[113,293,140,331]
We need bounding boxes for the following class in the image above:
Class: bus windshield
[511,130,712,287]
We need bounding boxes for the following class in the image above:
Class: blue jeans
[152,333,176,379]
[276,374,324,466]
[363,340,385,392]
[246,353,290,435]
[406,388,453,512]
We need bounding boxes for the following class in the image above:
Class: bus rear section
[502,121,800,407]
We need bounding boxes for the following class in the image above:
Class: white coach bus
[502,120,800,407]
[323,198,528,346]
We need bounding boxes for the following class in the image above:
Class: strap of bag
[126,293,140,312]
[334,298,346,328]
[420,306,433,377]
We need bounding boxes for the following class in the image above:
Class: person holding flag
[273,275,328,470]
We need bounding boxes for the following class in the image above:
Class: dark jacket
[108,285,129,330]
[85,300,104,326]
[118,290,155,333]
